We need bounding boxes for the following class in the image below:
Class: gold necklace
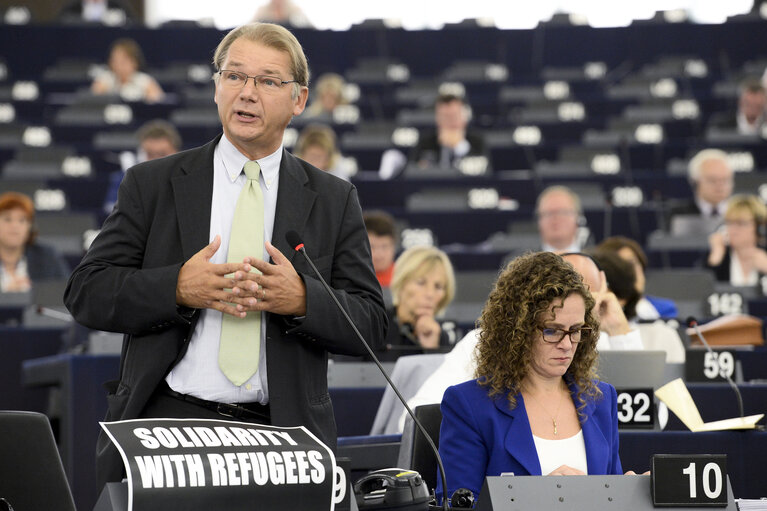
[524,383,566,436]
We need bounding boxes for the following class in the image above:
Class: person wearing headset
[437,252,629,505]
[668,149,733,236]
[536,186,587,253]
[706,194,767,286]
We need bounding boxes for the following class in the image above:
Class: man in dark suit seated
[409,92,490,175]
[64,22,386,492]
[667,148,733,236]
[709,78,766,136]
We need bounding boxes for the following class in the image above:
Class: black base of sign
[92,480,360,511]
[473,475,736,511]
[92,482,128,511]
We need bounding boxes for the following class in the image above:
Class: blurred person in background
[735,79,766,135]
[537,186,585,253]
[706,194,767,286]
[304,73,347,119]
[91,38,164,103]
[596,236,678,320]
[104,119,182,212]
[589,250,640,321]
[252,0,312,28]
[710,78,766,136]
[410,92,489,173]
[363,210,398,290]
[57,0,136,24]
[668,149,733,234]
[380,245,457,360]
[293,123,351,180]
[0,192,70,293]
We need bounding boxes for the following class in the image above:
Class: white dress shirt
[166,135,281,404]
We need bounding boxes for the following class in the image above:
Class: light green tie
[219,160,263,386]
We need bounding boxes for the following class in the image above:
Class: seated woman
[597,236,678,320]
[0,192,70,293]
[706,194,767,286]
[437,251,623,504]
[91,38,164,103]
[379,245,456,361]
[293,124,352,181]
[303,73,347,119]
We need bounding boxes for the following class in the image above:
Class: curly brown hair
[475,251,601,417]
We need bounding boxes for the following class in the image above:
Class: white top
[0,256,28,292]
[94,69,158,101]
[730,252,759,286]
[596,329,644,350]
[541,239,581,254]
[533,430,588,475]
[635,297,660,320]
[166,135,281,404]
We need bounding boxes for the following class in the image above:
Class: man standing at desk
[64,23,386,488]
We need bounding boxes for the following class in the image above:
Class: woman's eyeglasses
[538,326,592,344]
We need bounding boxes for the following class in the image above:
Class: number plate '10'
[652,454,728,507]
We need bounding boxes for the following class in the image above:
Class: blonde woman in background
[706,194,767,285]
[304,73,347,118]
[379,245,457,360]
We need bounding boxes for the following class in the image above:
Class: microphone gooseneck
[687,317,744,418]
[285,231,451,511]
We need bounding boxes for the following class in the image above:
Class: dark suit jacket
[437,379,622,502]
[704,247,765,284]
[409,130,490,171]
[26,243,70,280]
[64,136,387,485]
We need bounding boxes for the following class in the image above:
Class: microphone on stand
[36,306,74,322]
[686,316,744,418]
[285,231,459,511]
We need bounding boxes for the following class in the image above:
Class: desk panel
[620,431,767,499]
[0,327,65,412]
[338,430,767,500]
[23,354,120,511]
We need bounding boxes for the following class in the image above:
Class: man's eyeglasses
[217,70,298,93]
[538,326,592,344]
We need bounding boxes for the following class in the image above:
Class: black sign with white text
[101,418,346,511]
[615,388,655,429]
[652,454,728,507]
[685,349,737,383]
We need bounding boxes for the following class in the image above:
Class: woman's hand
[414,314,442,349]
[547,465,586,476]
[707,229,728,266]
[624,470,651,475]
[5,274,31,292]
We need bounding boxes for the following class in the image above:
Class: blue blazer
[437,379,622,501]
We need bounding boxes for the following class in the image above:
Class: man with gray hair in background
[536,185,586,253]
[668,148,734,235]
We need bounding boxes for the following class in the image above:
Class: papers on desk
[654,378,764,432]
[736,498,767,510]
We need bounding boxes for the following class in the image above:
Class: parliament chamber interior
[1,4,767,510]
